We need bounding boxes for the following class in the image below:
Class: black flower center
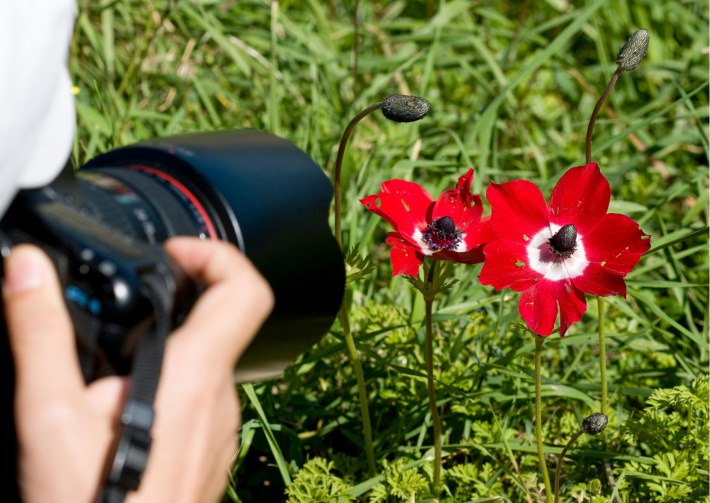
[548,224,577,258]
[422,216,462,251]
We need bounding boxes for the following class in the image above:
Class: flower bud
[381,95,431,123]
[582,413,608,435]
[616,29,649,72]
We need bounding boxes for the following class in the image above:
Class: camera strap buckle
[107,400,155,492]
[98,402,157,503]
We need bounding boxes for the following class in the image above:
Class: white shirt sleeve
[0,0,76,216]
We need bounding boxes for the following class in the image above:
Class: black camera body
[1,129,345,382]
[0,185,194,380]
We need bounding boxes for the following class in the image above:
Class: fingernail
[5,248,48,294]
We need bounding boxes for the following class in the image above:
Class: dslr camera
[0,129,344,382]
[0,129,344,498]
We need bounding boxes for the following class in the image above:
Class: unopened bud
[582,413,608,435]
[616,29,649,71]
[381,95,431,123]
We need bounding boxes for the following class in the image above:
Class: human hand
[3,237,273,503]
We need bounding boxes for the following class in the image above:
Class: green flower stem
[598,297,608,416]
[423,261,442,493]
[554,429,583,503]
[534,335,553,503]
[332,103,384,478]
[339,300,376,476]
[424,298,442,492]
[585,68,621,164]
[333,102,383,249]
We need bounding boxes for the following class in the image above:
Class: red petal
[432,169,484,231]
[457,167,474,193]
[360,179,434,242]
[549,163,610,235]
[479,240,541,291]
[379,179,434,208]
[519,279,586,337]
[557,280,587,337]
[385,232,423,277]
[572,263,628,297]
[519,280,559,336]
[486,180,549,244]
[436,246,484,264]
[581,213,650,274]
[462,215,497,251]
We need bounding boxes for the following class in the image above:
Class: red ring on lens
[132,165,218,241]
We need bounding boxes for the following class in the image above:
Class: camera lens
[80,130,344,382]
[76,168,215,244]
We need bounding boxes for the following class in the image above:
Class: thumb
[3,245,84,405]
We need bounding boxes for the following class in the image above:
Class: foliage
[620,375,709,502]
[345,243,377,285]
[285,458,354,503]
[369,458,429,502]
[70,0,709,501]
[445,462,504,501]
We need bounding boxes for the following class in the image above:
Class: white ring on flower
[412,228,469,255]
[526,223,589,281]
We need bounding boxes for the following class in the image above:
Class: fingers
[163,237,274,367]
[85,376,129,425]
[2,245,84,405]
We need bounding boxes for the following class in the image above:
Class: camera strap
[96,273,173,503]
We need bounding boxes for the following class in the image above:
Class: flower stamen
[422,216,462,251]
[549,224,577,258]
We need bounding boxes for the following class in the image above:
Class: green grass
[71,0,708,501]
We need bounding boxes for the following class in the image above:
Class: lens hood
[82,130,344,382]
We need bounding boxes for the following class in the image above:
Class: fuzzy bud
[381,95,431,123]
[616,29,649,71]
[582,413,608,435]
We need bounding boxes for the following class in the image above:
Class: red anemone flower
[360,169,495,277]
[478,162,650,337]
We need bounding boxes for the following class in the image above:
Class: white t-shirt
[0,0,76,215]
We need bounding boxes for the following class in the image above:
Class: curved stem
[424,262,442,493]
[339,300,376,476]
[585,68,622,164]
[534,335,553,503]
[332,102,384,478]
[333,102,383,249]
[598,297,607,416]
[554,430,583,503]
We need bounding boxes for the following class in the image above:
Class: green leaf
[242,384,292,486]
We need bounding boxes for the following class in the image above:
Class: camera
[0,129,345,382]
[0,129,344,498]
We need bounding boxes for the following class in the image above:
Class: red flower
[360,169,495,276]
[478,163,650,337]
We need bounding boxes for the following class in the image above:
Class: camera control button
[99,261,117,277]
[80,248,94,261]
